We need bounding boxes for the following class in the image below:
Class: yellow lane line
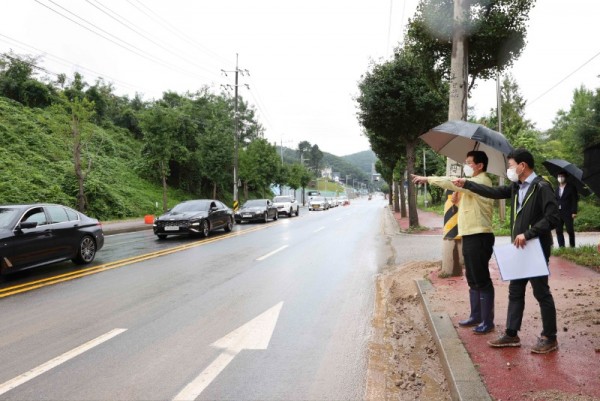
[0,225,268,298]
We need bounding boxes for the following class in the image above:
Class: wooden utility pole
[441,0,469,276]
[222,54,249,211]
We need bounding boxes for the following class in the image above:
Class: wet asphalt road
[0,198,391,400]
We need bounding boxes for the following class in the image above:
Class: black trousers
[556,212,575,247]
[506,276,557,340]
[462,233,495,291]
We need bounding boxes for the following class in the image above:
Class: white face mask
[557,176,565,184]
[507,167,519,183]
[463,164,474,177]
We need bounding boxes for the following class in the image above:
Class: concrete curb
[102,222,153,235]
[415,279,491,401]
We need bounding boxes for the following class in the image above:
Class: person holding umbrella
[453,148,561,354]
[555,172,579,248]
[412,150,496,335]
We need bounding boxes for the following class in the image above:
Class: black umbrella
[583,144,600,197]
[542,159,591,196]
[420,120,514,177]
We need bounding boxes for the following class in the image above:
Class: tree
[0,53,55,108]
[356,50,448,226]
[406,0,536,90]
[49,74,97,213]
[309,144,324,173]
[297,141,312,161]
[239,139,279,198]
[139,103,184,212]
[547,86,597,166]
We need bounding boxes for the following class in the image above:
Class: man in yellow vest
[412,150,496,334]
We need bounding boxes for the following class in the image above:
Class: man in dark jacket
[453,148,561,354]
[555,172,579,247]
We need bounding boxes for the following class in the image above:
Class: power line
[34,0,215,84]
[0,33,145,93]
[126,0,233,67]
[529,48,600,106]
[84,0,220,79]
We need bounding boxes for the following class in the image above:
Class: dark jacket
[463,175,560,261]
[555,182,579,216]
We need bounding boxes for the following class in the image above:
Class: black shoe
[488,334,521,348]
[473,323,494,335]
[531,336,558,354]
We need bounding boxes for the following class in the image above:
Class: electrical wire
[85,0,220,78]
[34,0,214,83]
[126,0,233,67]
[529,48,600,106]
[0,33,145,93]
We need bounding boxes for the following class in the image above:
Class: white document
[493,237,549,281]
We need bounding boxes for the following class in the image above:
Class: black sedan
[0,203,104,275]
[234,199,279,223]
[153,199,234,239]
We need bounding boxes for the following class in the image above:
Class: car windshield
[171,201,210,213]
[243,200,265,207]
[311,196,324,202]
[273,196,291,203]
[0,207,20,229]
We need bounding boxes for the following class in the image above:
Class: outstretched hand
[411,174,427,184]
[452,178,467,188]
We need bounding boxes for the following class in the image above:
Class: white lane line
[256,245,288,261]
[0,328,127,396]
[313,227,325,233]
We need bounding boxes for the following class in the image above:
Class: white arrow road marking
[256,245,288,261]
[0,328,127,396]
[313,227,325,233]
[172,302,283,401]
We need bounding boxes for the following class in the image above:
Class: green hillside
[342,150,377,175]
[0,97,187,220]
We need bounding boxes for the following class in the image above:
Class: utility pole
[222,54,249,211]
[497,71,506,222]
[441,0,469,277]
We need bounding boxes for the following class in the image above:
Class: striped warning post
[443,190,459,239]
[233,200,239,212]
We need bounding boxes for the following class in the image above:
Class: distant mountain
[341,150,377,175]
[276,146,375,183]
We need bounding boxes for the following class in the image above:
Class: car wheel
[289,207,293,217]
[200,219,210,237]
[157,234,167,240]
[263,212,269,223]
[224,217,233,232]
[296,208,300,216]
[274,212,278,221]
[72,235,96,265]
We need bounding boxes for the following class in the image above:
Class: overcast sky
[1,0,599,157]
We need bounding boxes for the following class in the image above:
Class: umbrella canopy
[583,144,600,197]
[542,159,591,196]
[420,120,514,177]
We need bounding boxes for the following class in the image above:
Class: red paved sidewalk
[394,208,600,400]
[392,208,444,235]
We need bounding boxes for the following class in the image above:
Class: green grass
[552,245,600,271]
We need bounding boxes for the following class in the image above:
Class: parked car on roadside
[272,195,299,217]
[308,196,329,211]
[0,203,104,275]
[235,199,278,223]
[153,199,234,239]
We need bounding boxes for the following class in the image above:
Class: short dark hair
[508,148,534,170]
[466,150,488,172]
